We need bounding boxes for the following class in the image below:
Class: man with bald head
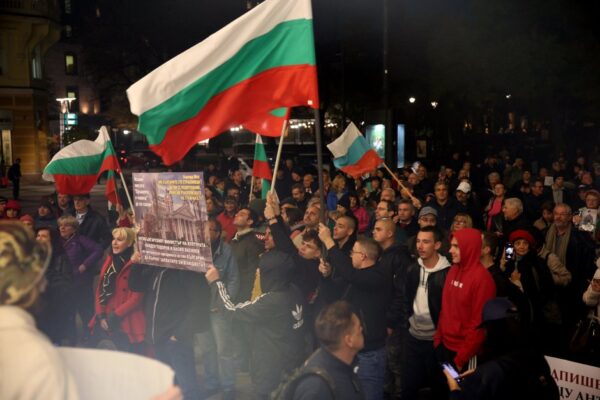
[333,215,357,254]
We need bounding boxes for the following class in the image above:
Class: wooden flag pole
[249,135,257,203]
[118,170,136,219]
[270,120,288,194]
[382,162,421,208]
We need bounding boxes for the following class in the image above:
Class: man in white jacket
[387,226,452,399]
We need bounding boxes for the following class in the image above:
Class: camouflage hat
[0,222,50,305]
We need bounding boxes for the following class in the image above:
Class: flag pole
[270,120,288,194]
[314,109,326,223]
[249,136,257,203]
[382,162,421,207]
[106,130,135,218]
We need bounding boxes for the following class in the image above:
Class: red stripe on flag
[150,65,319,165]
[52,174,99,195]
[253,159,272,180]
[339,150,383,178]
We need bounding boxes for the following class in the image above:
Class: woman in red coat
[89,227,145,353]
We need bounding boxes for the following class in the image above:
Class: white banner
[545,356,600,399]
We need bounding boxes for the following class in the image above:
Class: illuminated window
[32,46,42,79]
[65,53,77,75]
[65,86,79,112]
[64,0,72,14]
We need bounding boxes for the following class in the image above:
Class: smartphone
[441,362,462,383]
[505,242,515,261]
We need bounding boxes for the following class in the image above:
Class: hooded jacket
[434,228,496,369]
[211,250,306,396]
[408,255,451,339]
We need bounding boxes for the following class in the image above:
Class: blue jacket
[212,238,240,299]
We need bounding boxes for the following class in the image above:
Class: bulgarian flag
[253,135,272,198]
[126,0,319,166]
[42,126,121,199]
[327,122,383,178]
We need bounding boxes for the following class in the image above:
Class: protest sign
[133,172,212,272]
[545,356,600,399]
[58,347,174,400]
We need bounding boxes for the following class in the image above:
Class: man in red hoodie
[434,228,496,371]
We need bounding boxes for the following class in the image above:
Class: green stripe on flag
[138,19,315,146]
[44,152,117,176]
[261,179,271,199]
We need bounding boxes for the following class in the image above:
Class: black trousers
[400,331,448,400]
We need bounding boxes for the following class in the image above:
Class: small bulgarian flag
[253,135,272,198]
[43,126,121,198]
[126,0,319,166]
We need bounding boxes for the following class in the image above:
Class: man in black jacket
[317,224,389,400]
[206,250,306,399]
[72,194,111,249]
[129,264,210,400]
[293,301,365,400]
[388,226,451,399]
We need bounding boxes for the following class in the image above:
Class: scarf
[99,247,134,305]
[543,224,570,266]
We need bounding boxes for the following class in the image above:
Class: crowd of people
[1,149,599,400]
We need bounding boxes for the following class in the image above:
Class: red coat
[89,256,145,343]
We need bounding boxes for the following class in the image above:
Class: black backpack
[270,366,337,400]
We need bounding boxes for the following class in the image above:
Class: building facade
[0,0,61,178]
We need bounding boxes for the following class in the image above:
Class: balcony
[0,0,60,21]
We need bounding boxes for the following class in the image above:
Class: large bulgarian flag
[327,122,383,178]
[253,135,272,198]
[126,0,319,166]
[43,126,121,200]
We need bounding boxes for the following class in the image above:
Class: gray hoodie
[409,255,451,340]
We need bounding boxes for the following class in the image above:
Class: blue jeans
[357,346,386,400]
[156,339,200,400]
[200,312,235,391]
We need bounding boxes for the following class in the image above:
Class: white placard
[58,347,174,400]
[545,356,600,399]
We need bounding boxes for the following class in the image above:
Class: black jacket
[387,259,448,331]
[323,247,389,351]
[378,242,411,305]
[212,250,306,396]
[128,264,210,345]
[230,229,263,302]
[293,348,364,400]
[77,208,111,249]
[425,198,463,231]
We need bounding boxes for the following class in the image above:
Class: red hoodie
[434,228,496,370]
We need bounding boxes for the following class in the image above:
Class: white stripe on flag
[327,122,362,159]
[127,0,313,115]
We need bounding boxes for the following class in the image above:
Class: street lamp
[431,101,439,109]
[409,97,416,104]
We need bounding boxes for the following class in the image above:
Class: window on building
[64,0,72,14]
[31,45,42,79]
[0,39,5,76]
[65,25,72,38]
[65,53,77,75]
[66,86,79,113]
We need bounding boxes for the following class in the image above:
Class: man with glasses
[318,223,389,400]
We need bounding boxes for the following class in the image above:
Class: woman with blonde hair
[451,213,473,232]
[326,174,348,211]
[0,222,78,399]
[89,227,145,353]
